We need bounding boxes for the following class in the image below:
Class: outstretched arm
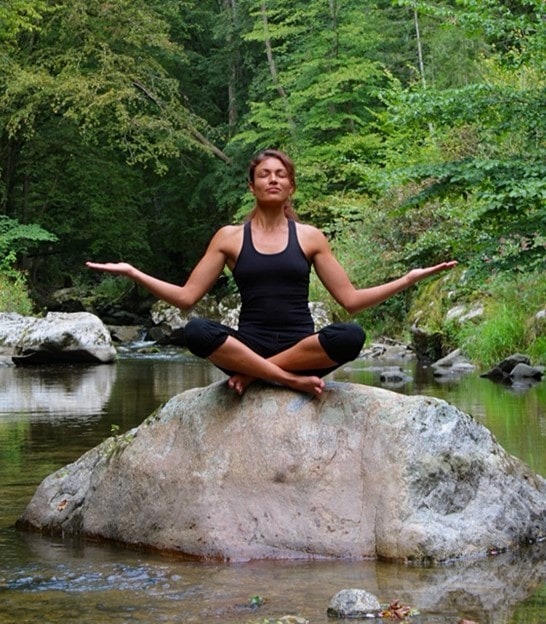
[86,227,234,310]
[311,230,457,314]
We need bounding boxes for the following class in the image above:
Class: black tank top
[232,219,314,333]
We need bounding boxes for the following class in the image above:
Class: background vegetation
[1,0,544,366]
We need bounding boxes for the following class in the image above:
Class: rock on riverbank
[17,382,546,562]
[0,311,116,365]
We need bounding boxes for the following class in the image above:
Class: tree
[228,0,395,227]
[0,0,228,285]
[379,0,545,276]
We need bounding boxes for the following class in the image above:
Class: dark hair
[247,148,298,220]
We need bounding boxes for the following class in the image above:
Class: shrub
[0,273,34,315]
[450,270,546,368]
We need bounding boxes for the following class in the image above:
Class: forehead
[254,157,288,174]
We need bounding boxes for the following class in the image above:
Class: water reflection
[0,364,117,421]
[0,354,545,624]
[2,532,545,624]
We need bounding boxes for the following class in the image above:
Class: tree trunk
[413,8,427,89]
[223,0,239,130]
[328,0,339,58]
[259,0,296,139]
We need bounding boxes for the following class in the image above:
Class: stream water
[1,350,545,624]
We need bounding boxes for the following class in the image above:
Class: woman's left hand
[407,261,458,284]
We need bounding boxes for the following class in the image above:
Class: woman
[87,149,456,396]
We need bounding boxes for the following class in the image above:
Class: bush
[457,303,526,368]
[449,270,546,368]
[0,273,34,315]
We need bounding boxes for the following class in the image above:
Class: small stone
[327,588,381,618]
[509,363,543,380]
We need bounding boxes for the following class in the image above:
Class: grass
[451,270,546,368]
[0,273,34,315]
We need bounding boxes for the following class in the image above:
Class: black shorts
[184,318,365,377]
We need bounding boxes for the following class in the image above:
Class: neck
[251,206,288,230]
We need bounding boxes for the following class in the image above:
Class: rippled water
[1,351,545,623]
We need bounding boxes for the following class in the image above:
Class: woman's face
[249,157,294,206]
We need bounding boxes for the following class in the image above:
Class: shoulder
[294,222,328,242]
[209,224,244,245]
[215,223,244,237]
[294,222,331,258]
[208,224,244,264]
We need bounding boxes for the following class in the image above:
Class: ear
[248,181,256,195]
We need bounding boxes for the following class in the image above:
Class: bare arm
[309,229,457,314]
[86,227,237,310]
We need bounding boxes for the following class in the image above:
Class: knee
[184,318,227,359]
[319,322,366,364]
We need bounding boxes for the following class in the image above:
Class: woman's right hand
[85,261,135,277]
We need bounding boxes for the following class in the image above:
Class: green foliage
[308,197,419,337]
[0,216,54,313]
[230,0,394,224]
[0,0,232,289]
[0,273,34,314]
[458,303,526,367]
[0,0,54,45]
[448,270,546,368]
[1,0,201,171]
[379,22,545,279]
[0,216,57,273]
[0,0,544,341]
[88,275,134,307]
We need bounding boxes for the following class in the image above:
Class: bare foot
[227,373,255,395]
[286,374,325,396]
[227,372,325,397]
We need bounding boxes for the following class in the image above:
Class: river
[1,349,545,623]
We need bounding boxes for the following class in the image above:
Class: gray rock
[445,304,484,324]
[361,339,415,361]
[510,362,543,381]
[48,287,86,313]
[327,588,381,618]
[379,366,412,385]
[17,382,546,563]
[410,325,445,364]
[432,349,475,378]
[481,353,543,387]
[0,312,32,356]
[480,366,506,382]
[498,353,530,374]
[308,301,332,331]
[107,325,143,344]
[2,312,116,365]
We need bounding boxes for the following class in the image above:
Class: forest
[1,0,545,365]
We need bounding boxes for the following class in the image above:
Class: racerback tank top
[232,219,314,333]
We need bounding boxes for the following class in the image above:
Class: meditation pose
[87,149,456,396]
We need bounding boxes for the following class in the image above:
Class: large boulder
[0,312,30,356]
[17,382,546,562]
[5,311,116,365]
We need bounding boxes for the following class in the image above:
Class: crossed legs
[209,333,337,396]
[184,319,366,397]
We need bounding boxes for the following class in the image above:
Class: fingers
[428,260,457,274]
[85,261,128,274]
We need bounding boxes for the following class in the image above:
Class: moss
[408,272,460,332]
[99,430,137,460]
